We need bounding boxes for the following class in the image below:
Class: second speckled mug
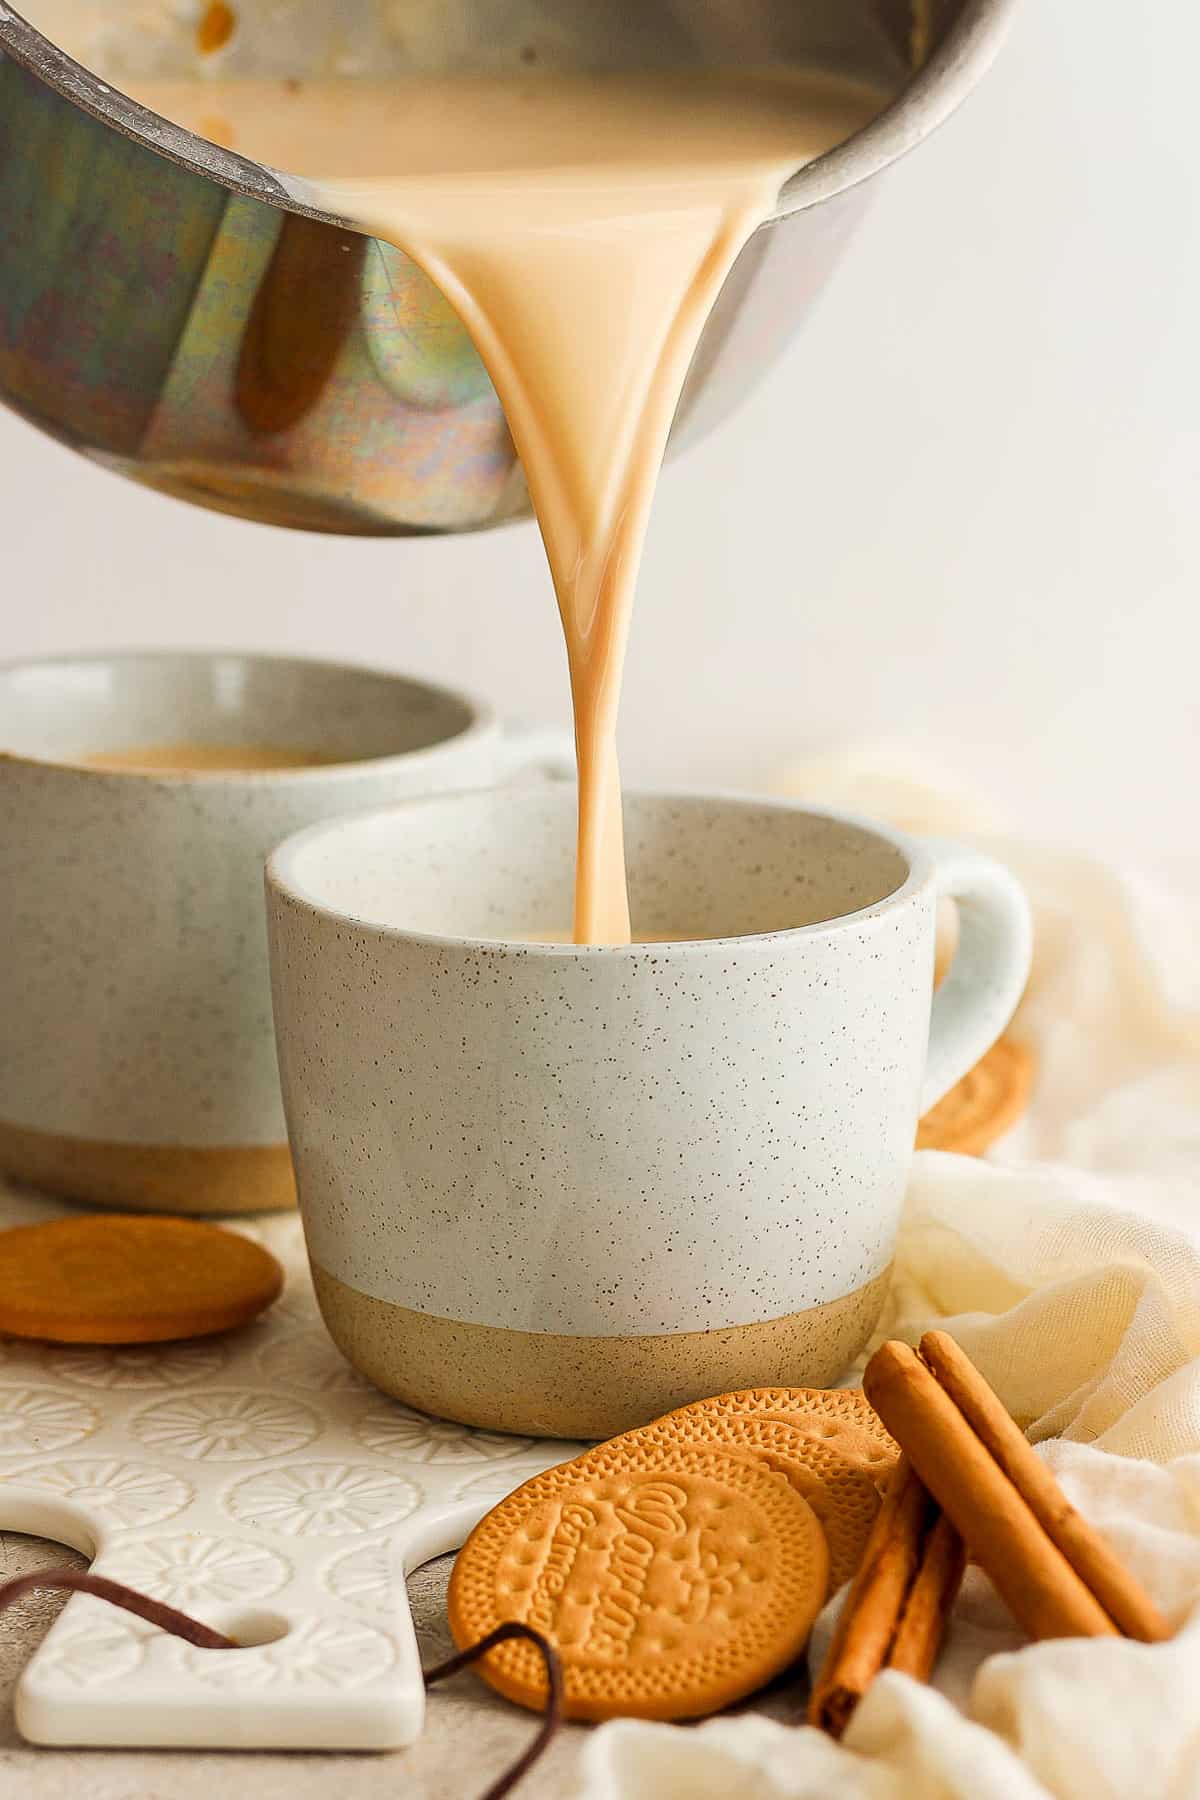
[0,651,563,1215]
[266,788,1031,1437]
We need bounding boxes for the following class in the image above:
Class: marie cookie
[0,1214,283,1344]
[448,1442,828,1721]
[916,1037,1034,1155]
[650,1384,895,1443]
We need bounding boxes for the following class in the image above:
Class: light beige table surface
[1,1528,810,1798]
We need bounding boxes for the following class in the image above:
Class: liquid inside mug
[266,786,1032,1436]
[0,650,567,1214]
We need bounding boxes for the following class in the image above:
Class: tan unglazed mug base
[0,1118,296,1215]
[311,1262,892,1439]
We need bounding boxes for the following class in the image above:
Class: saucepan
[0,0,1015,536]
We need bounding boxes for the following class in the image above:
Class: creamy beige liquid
[129,71,882,939]
[81,743,341,773]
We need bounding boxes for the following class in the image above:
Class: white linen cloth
[575,748,1200,1800]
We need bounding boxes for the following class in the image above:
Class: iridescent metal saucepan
[0,1,1015,536]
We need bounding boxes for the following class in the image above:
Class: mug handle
[920,839,1033,1113]
[496,723,576,783]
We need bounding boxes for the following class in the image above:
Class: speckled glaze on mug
[0,651,559,1214]
[266,788,1031,1436]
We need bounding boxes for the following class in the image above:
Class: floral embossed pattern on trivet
[0,1191,583,1749]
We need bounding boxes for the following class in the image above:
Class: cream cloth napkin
[575,748,1200,1800]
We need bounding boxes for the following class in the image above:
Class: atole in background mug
[266,787,1032,1436]
[0,650,565,1214]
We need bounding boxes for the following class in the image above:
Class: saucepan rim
[0,0,1017,232]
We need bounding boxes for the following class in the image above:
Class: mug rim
[0,645,498,785]
[266,785,935,955]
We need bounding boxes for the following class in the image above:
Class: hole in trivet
[0,1499,97,1564]
[211,1609,291,1648]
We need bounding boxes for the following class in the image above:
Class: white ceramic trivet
[0,1193,583,1749]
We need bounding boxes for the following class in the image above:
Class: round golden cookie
[449,1442,829,1721]
[916,1036,1034,1155]
[0,1215,284,1344]
[651,1384,896,1450]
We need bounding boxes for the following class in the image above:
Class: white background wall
[2,0,1196,854]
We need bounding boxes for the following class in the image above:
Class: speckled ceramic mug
[266,787,1031,1436]
[0,651,564,1215]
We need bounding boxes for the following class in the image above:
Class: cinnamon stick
[887,1511,967,1680]
[809,1456,958,1736]
[919,1330,1169,1643]
[863,1340,1119,1643]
